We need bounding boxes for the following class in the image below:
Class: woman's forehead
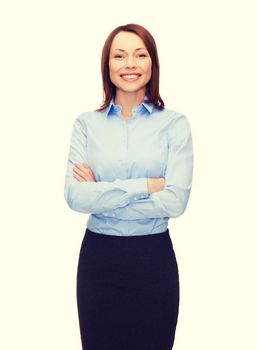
[110,32,147,51]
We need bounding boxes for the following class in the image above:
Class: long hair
[95,23,164,112]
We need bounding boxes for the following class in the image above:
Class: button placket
[121,118,128,176]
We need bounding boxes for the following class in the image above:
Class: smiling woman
[64,23,194,350]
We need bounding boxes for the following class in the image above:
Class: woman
[64,23,193,350]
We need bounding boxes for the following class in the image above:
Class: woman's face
[109,31,152,95]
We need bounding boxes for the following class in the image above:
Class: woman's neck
[114,89,146,118]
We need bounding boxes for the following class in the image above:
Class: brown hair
[95,23,165,112]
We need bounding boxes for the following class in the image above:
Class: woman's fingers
[73,163,90,181]
[73,163,96,182]
[83,162,97,181]
[73,172,85,182]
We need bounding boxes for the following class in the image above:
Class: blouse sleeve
[64,116,149,214]
[98,114,194,219]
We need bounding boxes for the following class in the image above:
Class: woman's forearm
[72,163,165,196]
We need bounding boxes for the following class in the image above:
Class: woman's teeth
[121,74,141,81]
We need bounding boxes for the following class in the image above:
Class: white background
[1,0,256,349]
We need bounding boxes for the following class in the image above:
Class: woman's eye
[114,54,147,59]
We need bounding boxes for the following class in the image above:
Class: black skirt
[76,228,180,350]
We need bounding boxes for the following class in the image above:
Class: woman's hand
[147,178,165,194]
[73,163,97,182]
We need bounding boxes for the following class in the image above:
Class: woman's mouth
[120,74,142,82]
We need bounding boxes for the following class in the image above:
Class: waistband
[85,228,170,239]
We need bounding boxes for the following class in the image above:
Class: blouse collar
[105,95,154,118]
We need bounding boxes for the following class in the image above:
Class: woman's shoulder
[154,107,192,141]
[155,106,190,123]
[73,109,105,124]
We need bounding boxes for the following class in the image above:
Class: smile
[120,74,142,82]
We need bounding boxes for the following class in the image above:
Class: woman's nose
[125,55,136,68]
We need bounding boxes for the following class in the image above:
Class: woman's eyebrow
[114,48,146,52]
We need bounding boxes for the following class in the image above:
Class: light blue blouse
[64,95,194,236]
